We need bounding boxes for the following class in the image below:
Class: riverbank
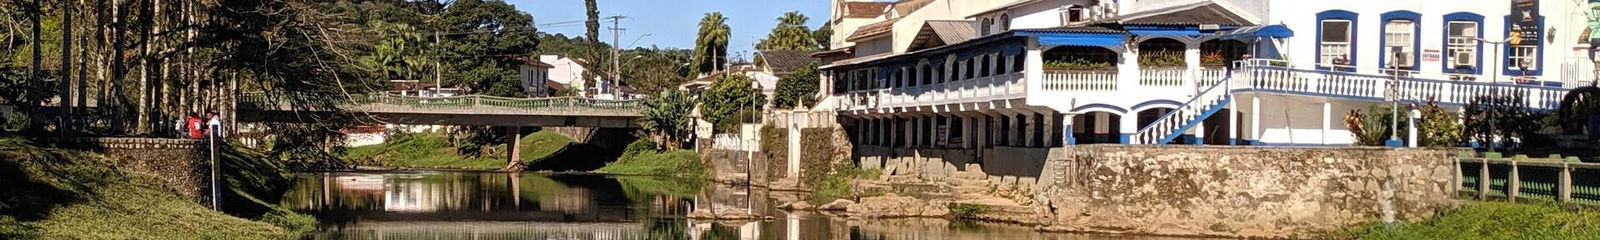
[1339,201,1600,239]
[343,131,573,170]
[0,136,308,239]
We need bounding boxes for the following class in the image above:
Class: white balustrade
[1139,68,1187,87]
[1238,59,1569,110]
[1042,70,1118,92]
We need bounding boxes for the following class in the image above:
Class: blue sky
[507,0,830,59]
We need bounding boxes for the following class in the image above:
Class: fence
[1457,154,1600,205]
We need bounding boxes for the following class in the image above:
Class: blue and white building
[815,0,1591,149]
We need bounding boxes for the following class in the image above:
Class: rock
[847,194,947,218]
[783,201,816,210]
[821,199,856,211]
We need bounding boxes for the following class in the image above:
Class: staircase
[1130,74,1233,145]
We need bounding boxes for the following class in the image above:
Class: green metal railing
[238,93,643,114]
[1457,154,1600,205]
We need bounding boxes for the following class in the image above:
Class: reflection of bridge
[236,93,643,128]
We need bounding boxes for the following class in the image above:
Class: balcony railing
[1237,59,1566,110]
[833,73,1025,112]
[1042,70,1118,92]
[1139,68,1186,87]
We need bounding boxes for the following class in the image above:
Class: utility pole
[434,31,442,98]
[608,15,626,99]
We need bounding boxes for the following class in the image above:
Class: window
[1013,54,1025,73]
[1509,45,1538,71]
[1062,5,1085,24]
[1000,14,1011,31]
[1383,19,1416,69]
[981,18,994,36]
[980,55,991,77]
[1319,20,1353,67]
[1446,21,1479,71]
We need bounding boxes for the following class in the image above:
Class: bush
[1341,202,1600,239]
[808,165,881,204]
[1464,95,1548,150]
[1345,104,1410,146]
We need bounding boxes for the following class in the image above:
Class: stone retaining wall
[51,137,212,204]
[854,144,1459,238]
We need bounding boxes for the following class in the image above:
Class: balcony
[834,73,1025,113]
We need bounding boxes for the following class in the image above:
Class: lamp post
[1475,38,1505,150]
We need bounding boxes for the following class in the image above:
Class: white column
[1026,40,1045,97]
[1118,41,1141,94]
[1408,109,1420,148]
[1062,113,1076,145]
[1322,101,1332,145]
[1251,96,1261,144]
[1119,112,1137,144]
[1228,98,1238,145]
[1185,38,1202,91]
[1192,120,1205,145]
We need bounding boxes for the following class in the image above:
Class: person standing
[186,113,204,139]
[206,110,225,138]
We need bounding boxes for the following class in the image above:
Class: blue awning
[1022,31,1129,50]
[1219,25,1294,40]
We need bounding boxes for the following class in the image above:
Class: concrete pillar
[1010,113,1023,147]
[1192,120,1205,145]
[1026,40,1045,94]
[1408,109,1419,148]
[1228,99,1238,145]
[1042,112,1056,147]
[1119,39,1141,93]
[1560,163,1573,202]
[1251,96,1261,145]
[1022,113,1035,147]
[911,116,922,148]
[1118,112,1137,144]
[1184,38,1202,91]
[1322,101,1332,145]
[1063,113,1076,145]
[506,126,523,169]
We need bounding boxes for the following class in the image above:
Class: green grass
[0,136,299,239]
[1340,202,1600,240]
[343,131,574,170]
[595,140,707,178]
[809,165,882,204]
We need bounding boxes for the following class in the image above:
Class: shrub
[948,203,989,219]
[1464,95,1547,150]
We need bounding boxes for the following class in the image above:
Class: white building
[817,0,1591,148]
[519,57,554,97]
[540,54,600,97]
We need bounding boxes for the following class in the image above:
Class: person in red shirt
[186,113,204,139]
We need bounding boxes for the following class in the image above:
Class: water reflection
[280,172,1214,240]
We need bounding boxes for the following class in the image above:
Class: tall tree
[690,12,729,75]
[771,62,819,109]
[698,73,765,133]
[813,22,832,51]
[756,11,816,51]
[434,0,539,97]
[584,0,599,43]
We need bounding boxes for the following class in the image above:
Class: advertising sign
[1511,0,1541,46]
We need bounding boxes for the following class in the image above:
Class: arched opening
[981,18,994,36]
[1200,39,1249,68]
[1071,111,1123,144]
[1043,46,1117,71]
[1137,38,1186,69]
[1000,14,1011,31]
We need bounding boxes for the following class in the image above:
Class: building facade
[817,0,1590,149]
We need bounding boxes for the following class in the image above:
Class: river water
[279,171,1205,240]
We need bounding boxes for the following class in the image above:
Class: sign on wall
[1422,49,1441,62]
[1511,0,1541,46]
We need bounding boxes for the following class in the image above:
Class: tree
[360,22,431,83]
[699,73,765,133]
[812,22,833,50]
[771,62,819,109]
[690,12,730,75]
[639,89,694,150]
[756,11,816,51]
[585,0,600,43]
[435,0,539,97]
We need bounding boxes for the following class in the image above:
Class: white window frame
[1061,5,1085,25]
[1509,45,1538,71]
[1383,19,1417,69]
[1446,21,1479,70]
[1319,19,1353,67]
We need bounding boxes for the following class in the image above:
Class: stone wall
[1042,146,1456,237]
[853,145,1459,238]
[52,138,212,204]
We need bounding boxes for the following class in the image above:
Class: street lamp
[1475,38,1506,150]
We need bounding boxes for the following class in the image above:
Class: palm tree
[691,12,729,75]
[756,11,817,51]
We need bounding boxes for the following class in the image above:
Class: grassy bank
[0,137,304,239]
[343,131,573,170]
[596,140,707,178]
[809,165,882,204]
[1340,202,1600,239]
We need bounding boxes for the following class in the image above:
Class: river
[278,171,1210,239]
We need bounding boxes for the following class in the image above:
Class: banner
[1511,0,1541,46]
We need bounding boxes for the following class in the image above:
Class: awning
[1036,33,1128,49]
[1219,25,1293,40]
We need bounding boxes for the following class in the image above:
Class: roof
[908,20,976,51]
[1110,1,1253,26]
[966,0,1044,18]
[810,47,853,58]
[843,2,892,18]
[846,19,900,41]
[1025,25,1125,34]
[756,50,819,75]
[525,60,554,68]
[545,80,568,91]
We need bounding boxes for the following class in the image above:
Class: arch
[1070,104,1129,115]
[1200,39,1249,67]
[1070,110,1123,144]
[981,18,995,36]
[1441,12,1484,74]
[1137,38,1186,68]
[1379,10,1422,71]
[1044,46,1118,70]
[1134,107,1177,133]
[1316,10,1359,71]
[1000,14,1011,31]
[918,59,932,85]
[1130,99,1183,113]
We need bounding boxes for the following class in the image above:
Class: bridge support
[506,126,523,170]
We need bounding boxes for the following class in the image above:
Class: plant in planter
[1138,51,1185,68]
[1044,59,1114,71]
[1201,52,1225,67]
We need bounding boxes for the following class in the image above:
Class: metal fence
[237,93,644,113]
[1457,154,1600,205]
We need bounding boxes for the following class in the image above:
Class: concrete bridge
[235,93,643,128]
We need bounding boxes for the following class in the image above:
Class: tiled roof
[843,2,892,18]
[1114,1,1253,26]
[846,19,899,41]
[909,20,976,51]
[1027,25,1125,34]
[757,50,819,75]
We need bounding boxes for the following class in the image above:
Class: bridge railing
[1457,155,1600,205]
[239,92,644,114]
